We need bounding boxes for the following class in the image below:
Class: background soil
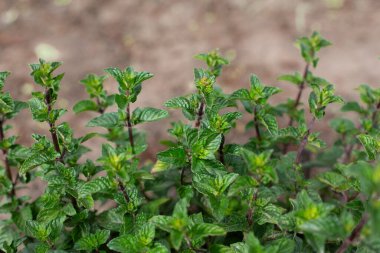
[0,0,379,161]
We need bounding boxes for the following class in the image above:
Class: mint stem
[246,189,258,227]
[218,134,225,164]
[118,179,130,203]
[0,118,15,197]
[336,213,368,253]
[126,102,135,155]
[289,63,309,127]
[45,88,63,161]
[295,117,316,165]
[283,63,309,154]
[96,96,105,114]
[195,99,205,128]
[371,101,380,128]
[180,167,186,185]
[253,105,261,141]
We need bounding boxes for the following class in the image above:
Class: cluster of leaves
[1,32,380,253]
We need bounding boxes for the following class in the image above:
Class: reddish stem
[195,99,205,128]
[180,167,186,185]
[283,63,309,154]
[253,106,261,141]
[335,213,369,253]
[96,97,105,114]
[288,63,309,127]
[45,88,63,160]
[371,101,380,128]
[118,179,130,203]
[126,102,135,154]
[218,134,225,164]
[246,190,258,227]
[0,118,15,197]
[295,117,316,165]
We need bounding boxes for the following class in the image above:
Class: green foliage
[74,230,110,251]
[195,50,229,77]
[357,134,379,160]
[87,112,120,128]
[308,80,343,119]
[1,32,380,253]
[296,31,331,68]
[132,107,169,124]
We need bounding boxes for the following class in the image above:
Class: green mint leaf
[73,100,98,113]
[132,107,169,125]
[74,230,110,251]
[87,112,120,128]
[358,134,379,160]
[189,223,226,241]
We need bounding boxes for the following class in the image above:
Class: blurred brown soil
[0,0,379,162]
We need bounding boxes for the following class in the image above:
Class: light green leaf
[245,233,265,253]
[107,235,137,252]
[20,153,57,175]
[6,100,28,119]
[189,223,226,242]
[0,71,10,90]
[358,134,379,160]
[317,171,350,191]
[107,224,155,252]
[104,67,124,88]
[132,107,168,125]
[341,101,363,113]
[230,88,251,100]
[165,96,191,109]
[260,114,278,135]
[170,230,184,251]
[26,220,51,241]
[78,195,95,209]
[73,100,98,113]
[87,112,120,128]
[147,243,169,253]
[150,215,173,232]
[78,177,115,197]
[156,148,187,167]
[115,94,128,109]
[278,72,303,85]
[193,172,238,197]
[329,118,356,134]
[265,238,295,253]
[137,223,155,246]
[28,97,48,122]
[0,95,13,114]
[75,230,110,251]
[206,134,222,151]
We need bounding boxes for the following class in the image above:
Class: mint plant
[1,33,380,253]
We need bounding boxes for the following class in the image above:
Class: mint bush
[1,32,380,253]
